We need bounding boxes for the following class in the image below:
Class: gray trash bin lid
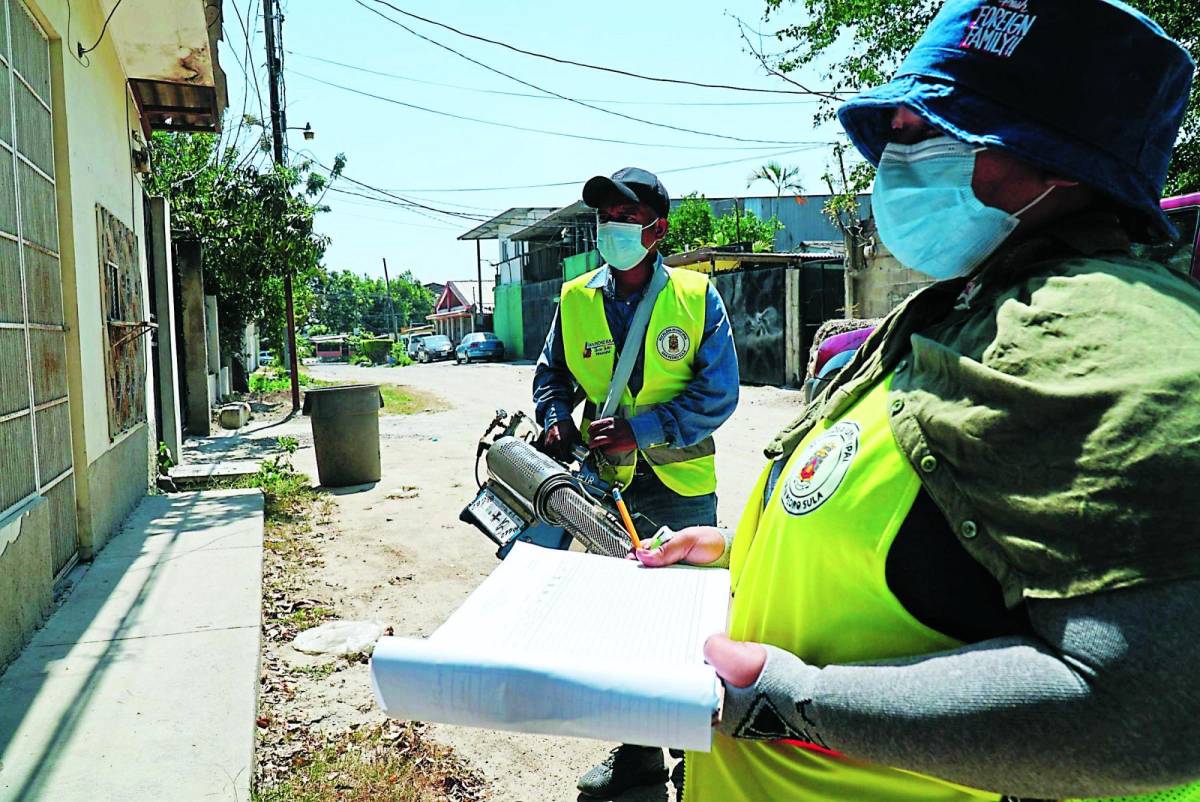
[301,384,384,417]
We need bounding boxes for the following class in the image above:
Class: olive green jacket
[767,214,1200,606]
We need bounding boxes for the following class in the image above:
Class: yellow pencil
[610,487,643,551]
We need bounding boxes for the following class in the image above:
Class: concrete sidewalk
[0,490,264,802]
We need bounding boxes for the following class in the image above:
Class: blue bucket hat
[838,0,1195,240]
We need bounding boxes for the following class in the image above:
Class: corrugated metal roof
[509,201,593,242]
[458,207,557,241]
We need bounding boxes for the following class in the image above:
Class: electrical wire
[77,0,126,59]
[328,185,490,222]
[326,200,466,231]
[287,50,819,107]
[355,0,849,99]
[349,1,817,146]
[290,69,823,152]
[380,145,830,193]
[231,0,270,171]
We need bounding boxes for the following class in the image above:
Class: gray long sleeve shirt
[719,578,1200,799]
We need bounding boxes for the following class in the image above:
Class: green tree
[660,195,716,255]
[389,270,436,328]
[747,161,805,196]
[660,194,784,255]
[307,268,434,335]
[762,0,1199,195]
[145,133,345,357]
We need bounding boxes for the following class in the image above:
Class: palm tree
[747,161,805,196]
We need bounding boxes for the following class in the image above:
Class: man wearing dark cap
[533,167,739,797]
[634,1,1200,800]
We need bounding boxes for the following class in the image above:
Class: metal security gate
[0,0,76,577]
[712,267,788,386]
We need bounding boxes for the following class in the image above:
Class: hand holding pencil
[610,487,642,552]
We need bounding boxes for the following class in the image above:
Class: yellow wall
[30,0,151,552]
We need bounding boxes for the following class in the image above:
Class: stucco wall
[34,0,153,552]
[83,422,149,556]
[0,497,51,665]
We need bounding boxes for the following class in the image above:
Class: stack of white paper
[370,542,729,751]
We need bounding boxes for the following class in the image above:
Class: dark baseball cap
[582,167,670,219]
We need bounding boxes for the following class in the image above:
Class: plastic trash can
[302,384,383,486]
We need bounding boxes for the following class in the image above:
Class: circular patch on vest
[780,421,860,516]
[656,327,690,361]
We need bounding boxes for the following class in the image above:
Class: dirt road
[211,360,807,801]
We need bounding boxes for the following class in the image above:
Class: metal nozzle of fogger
[483,436,632,558]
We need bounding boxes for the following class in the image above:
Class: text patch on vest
[656,326,690,361]
[583,338,615,358]
[780,421,860,516]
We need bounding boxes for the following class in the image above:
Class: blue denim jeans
[622,468,717,539]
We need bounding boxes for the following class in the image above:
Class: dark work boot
[577,745,668,798]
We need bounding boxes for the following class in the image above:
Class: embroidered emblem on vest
[656,326,690,361]
[780,421,860,516]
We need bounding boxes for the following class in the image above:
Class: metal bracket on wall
[107,319,158,350]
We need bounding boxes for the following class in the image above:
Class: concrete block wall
[850,224,934,319]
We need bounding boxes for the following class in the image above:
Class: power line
[326,185,491,222]
[327,189,473,228]
[231,0,269,171]
[354,0,848,99]
[326,199,469,230]
[287,50,819,107]
[379,145,830,193]
[290,69,823,152]
[349,1,817,146]
[76,0,126,59]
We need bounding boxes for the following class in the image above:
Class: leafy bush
[390,341,414,366]
[156,442,175,477]
[250,370,326,394]
[349,336,392,365]
[351,355,374,367]
[250,372,290,395]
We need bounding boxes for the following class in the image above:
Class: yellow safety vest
[685,373,1200,802]
[560,266,716,497]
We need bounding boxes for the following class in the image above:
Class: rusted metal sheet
[97,204,147,439]
[35,401,69,483]
[0,413,33,512]
[24,245,62,325]
[130,78,222,133]
[44,474,77,578]
[0,328,27,416]
[0,0,78,576]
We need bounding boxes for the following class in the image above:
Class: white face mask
[597,218,658,270]
[873,136,1055,280]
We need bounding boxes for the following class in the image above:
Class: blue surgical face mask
[873,136,1053,280]
[597,219,657,271]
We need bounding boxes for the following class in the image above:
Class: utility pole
[263,0,300,411]
[381,257,398,341]
[475,241,483,332]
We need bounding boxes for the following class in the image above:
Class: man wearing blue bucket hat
[634,1,1200,800]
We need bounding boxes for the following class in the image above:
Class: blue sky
[219,0,850,284]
